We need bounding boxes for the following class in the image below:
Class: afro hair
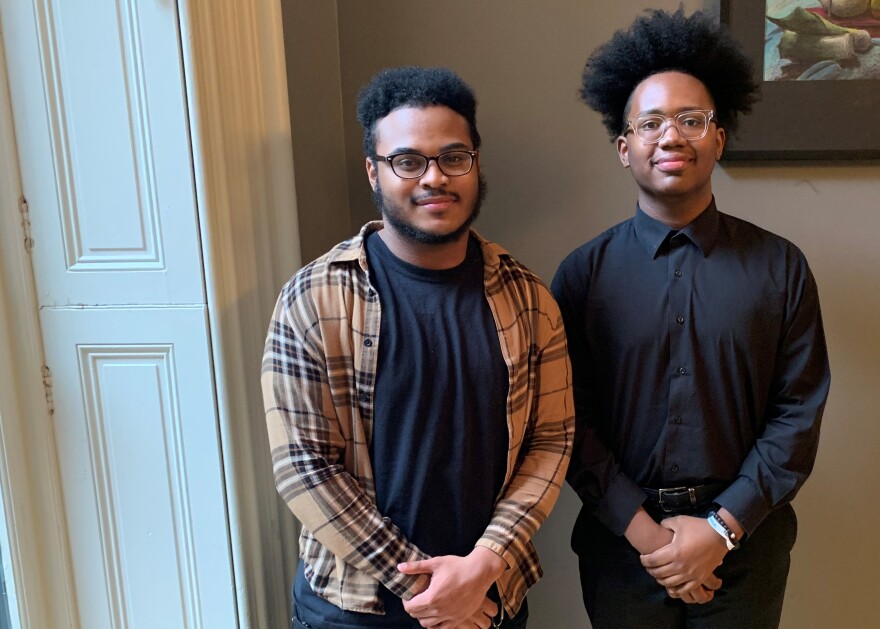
[580,8,759,139]
[356,66,481,157]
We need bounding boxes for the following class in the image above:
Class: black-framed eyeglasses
[625,109,716,144]
[372,150,477,179]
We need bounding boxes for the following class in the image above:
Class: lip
[653,154,692,172]
[414,195,457,210]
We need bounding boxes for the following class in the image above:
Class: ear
[714,125,727,161]
[616,135,631,168]
[366,157,378,191]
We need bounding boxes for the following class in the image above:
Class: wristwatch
[707,510,741,551]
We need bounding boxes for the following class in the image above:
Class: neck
[377,227,470,270]
[638,189,714,229]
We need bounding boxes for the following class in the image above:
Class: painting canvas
[721,0,880,159]
[764,0,880,80]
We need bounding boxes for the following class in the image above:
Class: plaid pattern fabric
[262,222,573,617]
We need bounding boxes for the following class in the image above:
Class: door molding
[0,24,80,629]
[178,1,302,627]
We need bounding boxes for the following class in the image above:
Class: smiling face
[366,105,481,249]
[617,71,725,225]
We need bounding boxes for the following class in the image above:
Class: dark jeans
[574,504,797,629]
[293,598,529,629]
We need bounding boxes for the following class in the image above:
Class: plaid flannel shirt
[262,222,573,617]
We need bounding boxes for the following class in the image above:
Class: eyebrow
[387,142,471,154]
[635,107,706,117]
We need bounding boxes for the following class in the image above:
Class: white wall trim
[177,1,301,627]
[0,18,79,629]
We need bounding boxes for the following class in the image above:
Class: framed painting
[720,0,880,160]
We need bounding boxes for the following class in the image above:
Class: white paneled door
[1,0,237,627]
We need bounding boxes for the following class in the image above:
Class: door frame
[0,19,81,628]
[0,0,301,626]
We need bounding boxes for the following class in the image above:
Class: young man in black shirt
[552,9,830,628]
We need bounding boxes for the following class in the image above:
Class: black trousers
[574,504,797,629]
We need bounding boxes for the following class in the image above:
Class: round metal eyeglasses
[625,109,716,144]
[373,150,477,179]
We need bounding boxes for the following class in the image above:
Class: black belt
[641,482,728,513]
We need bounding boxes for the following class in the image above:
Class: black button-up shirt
[552,201,830,536]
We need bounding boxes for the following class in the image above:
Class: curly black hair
[356,66,481,157]
[580,8,759,139]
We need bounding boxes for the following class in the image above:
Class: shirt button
[676,315,684,325]
[358,392,369,402]
[674,269,682,277]
[678,367,687,375]
[364,338,373,347]
[671,464,680,473]
[673,416,682,424]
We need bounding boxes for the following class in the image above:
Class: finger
[690,586,715,605]
[409,609,436,620]
[677,589,696,604]
[404,597,439,618]
[471,613,492,629]
[640,548,674,568]
[645,564,682,579]
[479,596,497,615]
[398,559,435,575]
[675,583,712,605]
[402,596,426,614]
[675,579,705,595]
[654,573,689,588]
[702,573,722,590]
[680,591,704,605]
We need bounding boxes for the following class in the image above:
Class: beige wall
[285,1,879,626]
[280,0,351,263]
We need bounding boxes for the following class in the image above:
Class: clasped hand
[398,547,506,628]
[640,514,728,604]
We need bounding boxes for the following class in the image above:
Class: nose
[658,120,685,146]
[420,158,449,186]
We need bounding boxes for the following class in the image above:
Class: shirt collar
[326,221,507,272]
[634,198,719,259]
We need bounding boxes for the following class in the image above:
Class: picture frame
[720,0,880,161]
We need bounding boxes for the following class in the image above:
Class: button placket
[665,238,693,482]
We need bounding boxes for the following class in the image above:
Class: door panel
[41,306,235,629]
[3,0,203,306]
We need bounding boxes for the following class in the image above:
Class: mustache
[411,189,460,203]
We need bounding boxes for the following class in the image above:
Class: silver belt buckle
[657,486,697,512]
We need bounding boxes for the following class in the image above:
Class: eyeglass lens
[633,111,710,142]
[390,151,473,178]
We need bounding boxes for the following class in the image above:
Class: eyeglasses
[373,150,477,179]
[625,109,716,144]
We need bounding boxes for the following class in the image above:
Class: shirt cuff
[714,477,769,537]
[591,472,647,537]
[386,549,434,600]
[475,539,514,570]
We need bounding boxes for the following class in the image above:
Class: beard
[372,174,488,245]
